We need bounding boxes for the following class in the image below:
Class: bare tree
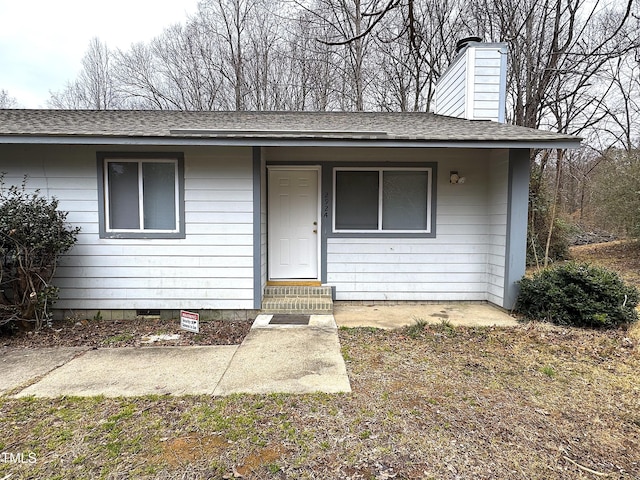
[46,0,638,134]
[590,148,640,238]
[113,42,178,109]
[145,21,225,110]
[371,0,466,111]
[0,89,18,108]
[462,0,636,131]
[288,6,346,110]
[370,4,424,111]
[596,54,640,152]
[244,2,290,110]
[302,0,388,110]
[460,0,638,263]
[196,0,261,110]
[49,38,121,109]
[114,19,226,112]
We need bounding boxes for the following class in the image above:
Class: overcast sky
[0,0,200,108]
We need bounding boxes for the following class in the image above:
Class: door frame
[267,165,322,281]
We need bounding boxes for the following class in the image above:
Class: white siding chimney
[434,38,508,123]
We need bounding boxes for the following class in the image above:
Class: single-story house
[0,42,581,320]
[0,108,579,319]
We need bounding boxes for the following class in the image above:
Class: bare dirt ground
[0,241,639,479]
[1,317,251,348]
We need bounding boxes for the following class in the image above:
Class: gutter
[0,135,582,150]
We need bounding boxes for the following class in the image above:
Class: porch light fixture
[450,171,466,184]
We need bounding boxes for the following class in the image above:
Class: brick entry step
[261,286,333,315]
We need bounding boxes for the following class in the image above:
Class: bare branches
[49,38,122,109]
[316,0,400,46]
[44,0,639,135]
[0,89,18,108]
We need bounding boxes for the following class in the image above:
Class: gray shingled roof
[0,109,580,147]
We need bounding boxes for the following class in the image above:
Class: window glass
[142,162,176,230]
[108,162,140,229]
[104,158,181,236]
[335,171,379,230]
[382,171,428,230]
[333,167,432,233]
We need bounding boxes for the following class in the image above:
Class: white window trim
[103,158,180,234]
[333,167,433,234]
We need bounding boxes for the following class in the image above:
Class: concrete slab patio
[334,302,519,329]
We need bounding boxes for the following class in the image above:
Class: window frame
[332,166,434,235]
[97,152,185,239]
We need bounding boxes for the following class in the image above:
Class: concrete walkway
[2,314,351,398]
[215,315,350,396]
[0,347,86,396]
[1,303,517,398]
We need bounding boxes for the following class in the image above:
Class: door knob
[313,229,317,233]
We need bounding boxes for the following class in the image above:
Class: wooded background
[3,0,639,261]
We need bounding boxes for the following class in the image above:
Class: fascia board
[0,135,582,150]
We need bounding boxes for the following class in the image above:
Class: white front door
[268,168,319,279]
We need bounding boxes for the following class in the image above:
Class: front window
[334,167,433,233]
[99,154,184,238]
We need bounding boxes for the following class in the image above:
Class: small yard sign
[180,310,200,333]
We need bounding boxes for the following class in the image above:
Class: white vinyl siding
[1,142,514,309]
[327,153,500,301]
[433,57,467,119]
[266,146,509,303]
[327,238,489,301]
[0,144,255,310]
[434,43,507,123]
[472,49,506,122]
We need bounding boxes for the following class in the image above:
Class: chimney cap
[455,36,483,53]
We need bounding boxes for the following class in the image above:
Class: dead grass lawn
[1,322,638,479]
[570,240,640,287]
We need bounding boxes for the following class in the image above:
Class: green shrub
[516,262,639,329]
[0,175,80,328]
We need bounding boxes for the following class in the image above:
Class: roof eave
[0,135,582,150]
